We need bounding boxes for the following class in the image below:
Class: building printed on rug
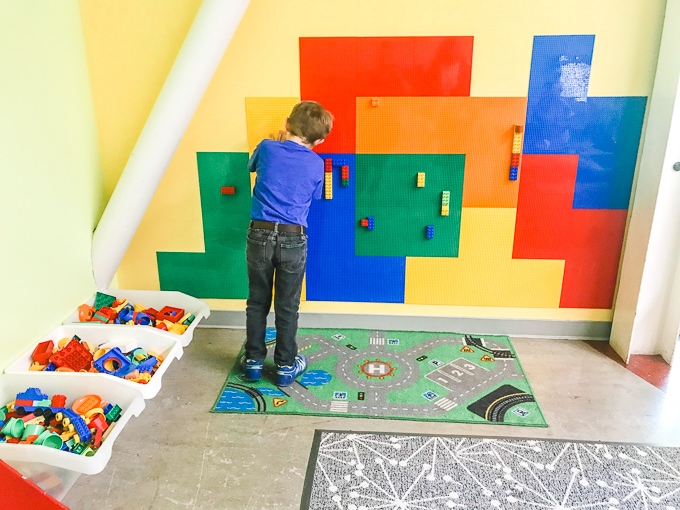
[213,328,546,427]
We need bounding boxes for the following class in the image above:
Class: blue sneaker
[276,354,308,387]
[240,356,263,382]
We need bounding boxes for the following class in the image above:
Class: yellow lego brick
[325,175,333,198]
[417,172,425,187]
[512,134,523,153]
[441,205,450,216]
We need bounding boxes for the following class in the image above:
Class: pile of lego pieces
[0,388,122,455]
[78,292,195,335]
[29,335,164,385]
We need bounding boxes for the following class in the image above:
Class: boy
[241,101,333,386]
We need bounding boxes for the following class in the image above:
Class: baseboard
[198,310,611,340]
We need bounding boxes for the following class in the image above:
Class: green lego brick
[105,404,122,423]
[94,292,116,310]
[71,442,88,455]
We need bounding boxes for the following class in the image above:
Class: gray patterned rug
[301,431,680,509]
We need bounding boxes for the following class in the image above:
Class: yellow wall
[79,0,202,200]
[86,0,665,321]
[0,1,101,367]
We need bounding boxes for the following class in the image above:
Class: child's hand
[269,130,287,142]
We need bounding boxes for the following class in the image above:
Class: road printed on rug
[212,328,546,426]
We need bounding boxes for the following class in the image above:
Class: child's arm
[248,144,261,173]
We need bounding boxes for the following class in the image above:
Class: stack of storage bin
[0,290,210,500]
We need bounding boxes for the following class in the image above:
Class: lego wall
[88,0,666,323]
[0,1,101,367]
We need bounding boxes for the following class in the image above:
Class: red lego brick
[92,306,116,323]
[360,218,369,227]
[100,307,117,321]
[49,338,93,372]
[144,308,158,319]
[32,340,54,365]
[51,395,66,408]
[156,306,185,324]
[221,186,236,195]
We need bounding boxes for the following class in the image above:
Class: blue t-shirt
[248,139,323,228]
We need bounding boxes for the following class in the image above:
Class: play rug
[301,431,680,510]
[212,328,547,427]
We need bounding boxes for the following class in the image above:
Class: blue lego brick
[509,167,519,181]
[16,388,49,402]
[524,35,647,210]
[116,305,134,323]
[63,409,92,443]
[44,363,57,372]
[426,225,435,239]
[306,153,406,303]
[94,347,136,377]
[136,356,158,373]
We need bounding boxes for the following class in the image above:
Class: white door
[611,0,680,364]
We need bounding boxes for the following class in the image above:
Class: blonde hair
[288,101,333,144]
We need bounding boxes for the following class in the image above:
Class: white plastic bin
[0,373,145,499]
[63,289,210,346]
[4,324,183,399]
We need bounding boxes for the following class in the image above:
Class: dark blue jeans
[245,226,307,367]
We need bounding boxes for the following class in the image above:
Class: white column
[611,0,680,363]
[91,0,250,290]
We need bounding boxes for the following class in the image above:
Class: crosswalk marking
[370,331,386,345]
[435,398,457,411]
[330,401,349,413]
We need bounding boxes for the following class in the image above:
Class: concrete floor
[62,327,680,510]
